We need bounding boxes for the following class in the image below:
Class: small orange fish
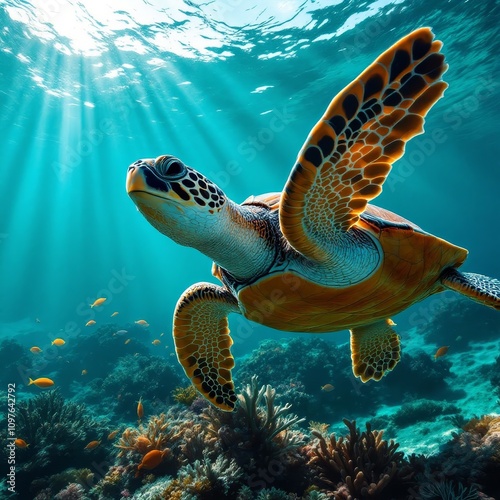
[125,339,131,344]
[137,397,144,420]
[86,320,96,326]
[136,449,167,475]
[14,438,29,448]
[81,369,88,376]
[84,440,101,450]
[152,339,161,346]
[51,338,65,346]
[434,346,450,359]
[321,384,335,392]
[28,377,54,388]
[111,311,119,317]
[107,430,119,440]
[90,298,106,308]
[30,346,42,354]
[135,320,149,326]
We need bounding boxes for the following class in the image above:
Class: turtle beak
[126,160,152,195]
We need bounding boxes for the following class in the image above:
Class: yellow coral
[172,385,198,406]
[462,415,500,437]
[309,421,331,435]
[161,474,210,499]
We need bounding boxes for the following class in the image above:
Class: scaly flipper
[350,319,401,382]
[280,27,448,261]
[173,282,240,411]
[441,268,500,310]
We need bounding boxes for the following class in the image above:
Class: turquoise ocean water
[1,1,500,498]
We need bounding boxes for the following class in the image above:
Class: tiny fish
[35,318,41,323]
[321,384,335,392]
[434,346,450,359]
[51,338,65,346]
[84,440,101,450]
[387,319,397,326]
[455,335,462,341]
[111,311,119,317]
[81,369,88,376]
[115,330,128,336]
[86,320,96,326]
[135,320,149,326]
[160,332,164,337]
[152,339,161,345]
[137,397,144,420]
[107,430,119,440]
[30,346,42,354]
[14,438,29,448]
[28,377,54,388]
[125,338,131,344]
[90,298,106,308]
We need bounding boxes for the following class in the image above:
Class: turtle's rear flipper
[441,268,500,310]
[350,319,401,382]
[173,282,240,411]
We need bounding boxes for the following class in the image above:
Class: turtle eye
[156,156,186,179]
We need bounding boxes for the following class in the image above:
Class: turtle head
[126,155,227,247]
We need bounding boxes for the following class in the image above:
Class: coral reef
[116,412,181,480]
[392,399,460,429]
[12,390,110,498]
[413,414,500,499]
[236,338,376,422]
[98,354,182,420]
[308,418,415,498]
[54,482,89,500]
[202,375,308,492]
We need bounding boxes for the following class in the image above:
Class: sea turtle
[126,28,500,411]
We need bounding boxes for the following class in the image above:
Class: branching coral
[203,376,305,464]
[202,375,308,493]
[116,413,181,458]
[308,418,414,498]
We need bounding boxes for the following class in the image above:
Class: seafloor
[1,295,499,499]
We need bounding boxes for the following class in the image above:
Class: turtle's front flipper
[280,28,448,262]
[441,268,500,310]
[173,282,240,411]
[350,319,401,382]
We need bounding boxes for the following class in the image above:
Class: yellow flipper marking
[350,318,401,382]
[280,27,448,261]
[173,282,240,411]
